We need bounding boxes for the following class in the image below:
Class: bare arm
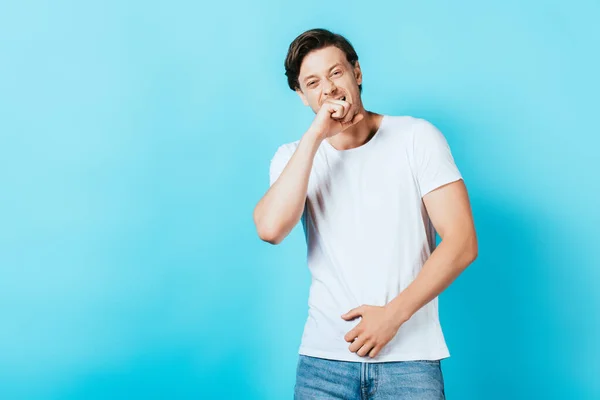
[253,128,323,244]
[253,98,364,245]
[386,179,478,323]
[340,180,478,359]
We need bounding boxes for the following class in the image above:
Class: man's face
[296,46,363,115]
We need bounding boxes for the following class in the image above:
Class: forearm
[254,129,322,244]
[386,235,478,324]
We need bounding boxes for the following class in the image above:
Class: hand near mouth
[309,97,363,140]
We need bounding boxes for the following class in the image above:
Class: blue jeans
[294,354,446,399]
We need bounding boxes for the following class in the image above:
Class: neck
[326,109,382,151]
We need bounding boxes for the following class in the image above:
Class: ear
[296,88,309,106]
[353,61,362,86]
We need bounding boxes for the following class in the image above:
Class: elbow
[467,248,478,264]
[253,207,284,245]
[257,225,284,245]
[465,235,478,264]
[451,231,478,266]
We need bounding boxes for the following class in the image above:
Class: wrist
[385,299,412,327]
[302,128,325,150]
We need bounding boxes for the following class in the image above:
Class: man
[253,28,478,399]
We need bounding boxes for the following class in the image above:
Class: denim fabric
[294,354,446,399]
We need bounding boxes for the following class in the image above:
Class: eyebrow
[303,63,343,83]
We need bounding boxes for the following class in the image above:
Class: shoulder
[281,139,301,153]
[383,115,439,133]
[384,114,420,126]
[380,116,453,164]
[383,116,450,149]
[376,115,435,147]
[378,114,438,137]
[407,116,445,138]
[270,139,300,163]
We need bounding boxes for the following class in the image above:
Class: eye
[307,81,316,87]
[333,70,341,75]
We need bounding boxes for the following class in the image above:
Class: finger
[343,109,359,125]
[344,325,362,342]
[335,99,354,124]
[324,100,348,119]
[341,307,362,321]
[325,98,350,108]
[357,340,376,357]
[368,344,381,358]
[341,107,355,124]
[349,335,368,353]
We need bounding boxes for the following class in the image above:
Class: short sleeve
[411,119,463,197]
[269,144,293,186]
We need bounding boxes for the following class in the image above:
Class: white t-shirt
[268,115,463,363]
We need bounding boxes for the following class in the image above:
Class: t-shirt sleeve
[269,144,293,187]
[411,119,463,197]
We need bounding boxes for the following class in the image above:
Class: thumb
[341,112,364,131]
[341,306,363,320]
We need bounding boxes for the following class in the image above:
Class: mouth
[321,95,349,108]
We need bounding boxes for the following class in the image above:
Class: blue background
[1,1,598,399]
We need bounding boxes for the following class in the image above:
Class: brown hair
[284,28,362,94]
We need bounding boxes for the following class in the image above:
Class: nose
[323,78,337,96]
